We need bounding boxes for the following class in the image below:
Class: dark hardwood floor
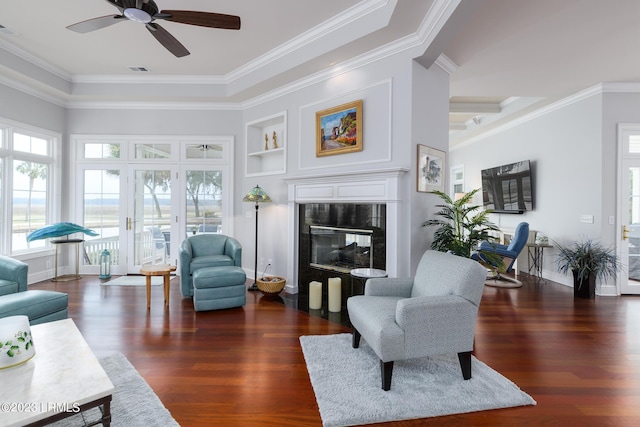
[30,274,640,426]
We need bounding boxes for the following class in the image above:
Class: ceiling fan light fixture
[124,8,152,23]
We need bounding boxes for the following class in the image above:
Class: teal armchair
[179,234,242,297]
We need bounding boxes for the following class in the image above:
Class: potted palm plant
[423,189,501,260]
[555,238,620,299]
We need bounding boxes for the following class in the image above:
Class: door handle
[127,217,132,231]
[623,225,629,241]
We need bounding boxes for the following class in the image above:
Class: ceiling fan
[66,0,241,58]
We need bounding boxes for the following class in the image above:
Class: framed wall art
[316,100,363,157]
[417,144,446,192]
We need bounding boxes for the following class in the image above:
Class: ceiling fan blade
[66,15,125,33]
[146,23,190,57]
[157,10,241,30]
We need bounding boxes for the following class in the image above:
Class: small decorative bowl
[257,276,286,296]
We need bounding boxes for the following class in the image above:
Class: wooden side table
[139,264,177,309]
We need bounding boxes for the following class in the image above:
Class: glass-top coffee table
[0,318,114,427]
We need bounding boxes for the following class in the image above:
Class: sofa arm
[395,295,478,357]
[365,278,413,297]
[225,237,242,267]
[0,256,28,293]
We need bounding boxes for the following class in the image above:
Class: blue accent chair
[471,222,529,285]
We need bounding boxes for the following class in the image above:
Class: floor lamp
[242,185,272,291]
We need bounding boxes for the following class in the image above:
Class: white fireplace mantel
[285,167,408,293]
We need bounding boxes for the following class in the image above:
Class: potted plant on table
[423,189,501,262]
[555,238,621,299]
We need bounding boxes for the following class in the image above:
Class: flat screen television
[481,160,533,214]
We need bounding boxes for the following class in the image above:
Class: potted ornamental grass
[555,238,621,299]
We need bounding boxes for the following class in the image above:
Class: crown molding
[450,84,615,149]
[65,101,243,111]
[0,39,71,82]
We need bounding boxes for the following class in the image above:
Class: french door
[74,136,234,277]
[618,124,640,294]
[126,165,178,273]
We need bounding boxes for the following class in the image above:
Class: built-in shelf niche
[245,111,287,176]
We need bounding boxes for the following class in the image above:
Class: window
[450,165,464,196]
[0,121,58,255]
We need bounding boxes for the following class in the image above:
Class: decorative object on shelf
[417,145,446,193]
[242,185,272,291]
[272,131,278,149]
[555,238,620,299]
[264,133,269,150]
[316,100,363,157]
[0,316,35,369]
[309,281,322,309]
[423,189,500,259]
[535,233,549,245]
[328,277,341,312]
[99,249,111,279]
[26,222,98,241]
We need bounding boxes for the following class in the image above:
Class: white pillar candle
[328,277,342,312]
[309,281,322,310]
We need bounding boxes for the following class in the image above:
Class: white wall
[240,51,450,282]
[409,60,450,274]
[449,88,640,288]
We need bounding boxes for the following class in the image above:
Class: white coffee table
[0,318,114,427]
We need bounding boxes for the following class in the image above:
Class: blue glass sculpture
[26,222,99,242]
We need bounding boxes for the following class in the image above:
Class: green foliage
[423,189,500,258]
[555,238,620,286]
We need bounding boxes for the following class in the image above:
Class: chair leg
[380,360,394,391]
[352,326,361,348]
[458,351,472,380]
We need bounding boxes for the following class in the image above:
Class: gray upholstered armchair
[347,250,487,390]
[179,234,242,297]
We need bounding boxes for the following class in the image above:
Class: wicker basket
[257,276,286,296]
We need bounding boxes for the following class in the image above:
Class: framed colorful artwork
[316,100,363,157]
[417,144,446,192]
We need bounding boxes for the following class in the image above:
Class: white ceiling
[0,0,638,143]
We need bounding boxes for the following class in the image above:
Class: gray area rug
[101,275,175,286]
[300,333,536,427]
[52,353,180,427]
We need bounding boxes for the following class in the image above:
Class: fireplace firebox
[298,203,386,315]
[309,225,373,273]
